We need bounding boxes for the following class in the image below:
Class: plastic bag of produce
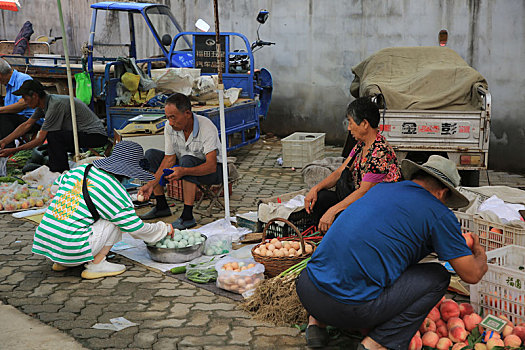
[215,257,264,294]
[185,255,220,283]
[204,233,232,256]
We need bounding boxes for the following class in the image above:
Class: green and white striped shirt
[32,164,164,264]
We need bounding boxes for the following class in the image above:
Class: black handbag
[83,164,100,222]
[335,151,359,201]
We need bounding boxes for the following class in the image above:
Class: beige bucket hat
[401,155,469,208]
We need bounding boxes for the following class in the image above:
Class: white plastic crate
[453,210,476,234]
[281,132,325,168]
[475,217,525,252]
[471,245,525,325]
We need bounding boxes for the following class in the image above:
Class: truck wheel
[458,170,480,187]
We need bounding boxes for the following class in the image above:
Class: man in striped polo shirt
[32,141,173,279]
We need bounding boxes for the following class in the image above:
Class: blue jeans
[296,263,450,349]
[145,149,223,185]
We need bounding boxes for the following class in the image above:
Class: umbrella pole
[57,0,80,162]
[213,0,231,222]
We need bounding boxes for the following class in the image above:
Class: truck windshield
[145,6,191,51]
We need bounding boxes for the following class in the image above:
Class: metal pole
[57,0,80,161]
[213,0,222,85]
[213,0,231,222]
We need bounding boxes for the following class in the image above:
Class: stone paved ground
[0,139,347,350]
[1,138,524,349]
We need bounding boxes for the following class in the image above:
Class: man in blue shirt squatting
[0,58,37,147]
[296,155,488,350]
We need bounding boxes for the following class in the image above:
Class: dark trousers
[0,113,32,147]
[145,148,223,185]
[296,263,450,350]
[311,189,340,224]
[46,130,108,173]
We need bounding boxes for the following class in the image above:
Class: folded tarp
[350,46,488,111]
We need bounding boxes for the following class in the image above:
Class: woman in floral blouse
[305,97,401,232]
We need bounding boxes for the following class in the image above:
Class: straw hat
[401,155,469,208]
[93,141,154,182]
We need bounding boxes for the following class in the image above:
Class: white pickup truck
[349,46,490,186]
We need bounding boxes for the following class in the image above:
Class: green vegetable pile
[0,176,25,184]
[174,256,218,283]
[6,150,32,177]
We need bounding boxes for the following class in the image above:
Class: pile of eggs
[252,238,313,258]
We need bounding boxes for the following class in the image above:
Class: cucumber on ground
[170,266,186,274]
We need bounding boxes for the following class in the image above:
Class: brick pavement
[0,140,342,350]
[1,138,524,349]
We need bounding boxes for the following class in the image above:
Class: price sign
[194,35,226,74]
[480,314,507,333]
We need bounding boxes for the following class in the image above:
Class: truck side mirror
[161,34,172,47]
[256,10,269,24]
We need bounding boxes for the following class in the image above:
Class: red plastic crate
[166,179,184,201]
[166,179,233,202]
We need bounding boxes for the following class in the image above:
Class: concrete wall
[1,0,523,172]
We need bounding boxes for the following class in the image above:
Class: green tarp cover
[350,46,488,111]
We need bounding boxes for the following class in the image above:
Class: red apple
[421,331,439,348]
[449,326,468,343]
[504,334,522,347]
[436,337,453,350]
[419,318,436,334]
[512,326,525,342]
[463,313,482,331]
[486,338,504,350]
[440,299,460,321]
[427,306,441,322]
[459,302,475,318]
[408,334,422,350]
[436,325,448,338]
[474,343,487,350]
[462,232,474,249]
[502,324,514,337]
[447,317,465,330]
[452,342,468,350]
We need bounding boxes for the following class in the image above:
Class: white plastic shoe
[81,257,126,279]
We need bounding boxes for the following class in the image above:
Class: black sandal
[305,325,329,348]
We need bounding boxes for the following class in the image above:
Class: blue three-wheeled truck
[2,2,274,152]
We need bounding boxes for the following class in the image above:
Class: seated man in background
[0,79,108,173]
[296,155,487,349]
[138,93,223,229]
[0,58,36,147]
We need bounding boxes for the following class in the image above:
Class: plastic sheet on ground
[110,233,185,272]
[195,218,251,242]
